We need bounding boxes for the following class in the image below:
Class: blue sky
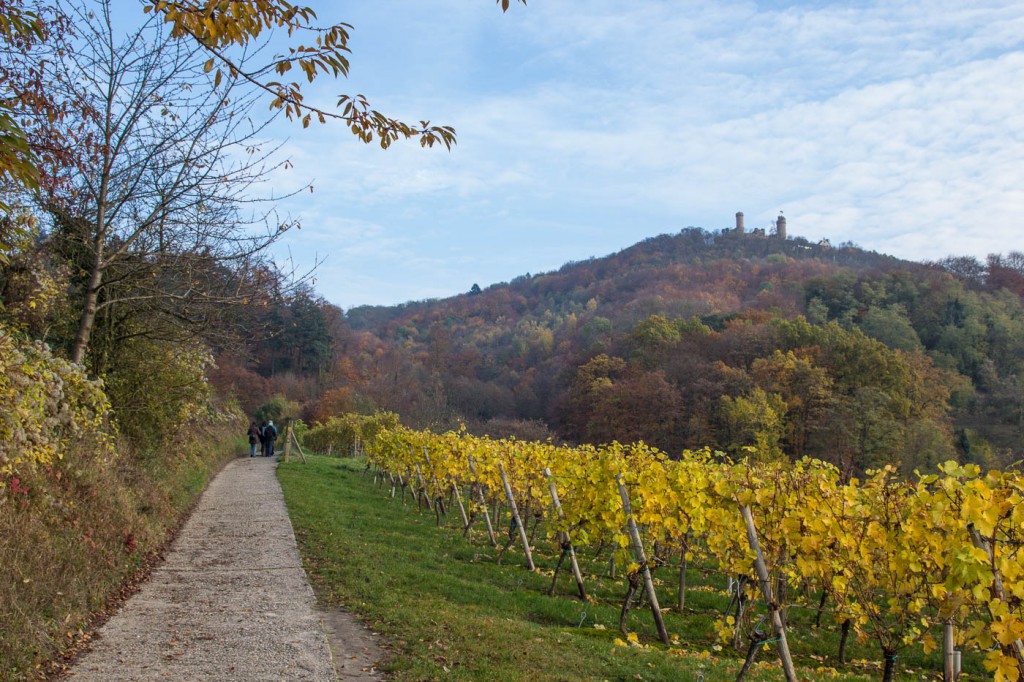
[258,1,1024,309]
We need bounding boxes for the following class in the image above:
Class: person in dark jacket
[263,420,278,457]
[247,421,260,457]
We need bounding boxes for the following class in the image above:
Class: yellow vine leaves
[364,424,1024,679]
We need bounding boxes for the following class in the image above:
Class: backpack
[265,424,278,440]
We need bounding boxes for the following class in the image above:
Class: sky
[254,0,1024,310]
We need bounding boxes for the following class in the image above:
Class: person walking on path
[258,420,269,455]
[247,421,260,457]
[65,456,339,681]
[263,419,278,457]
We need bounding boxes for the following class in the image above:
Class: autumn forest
[207,228,1024,478]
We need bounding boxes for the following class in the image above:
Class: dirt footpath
[66,456,385,681]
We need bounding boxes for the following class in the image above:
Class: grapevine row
[365,425,1024,682]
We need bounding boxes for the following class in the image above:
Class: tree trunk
[549,549,567,597]
[881,651,897,682]
[619,576,641,636]
[617,475,670,646]
[736,633,769,682]
[813,590,828,628]
[838,619,851,664]
[968,524,1024,676]
[70,250,105,366]
[544,468,586,600]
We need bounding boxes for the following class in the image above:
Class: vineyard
[362,426,1024,682]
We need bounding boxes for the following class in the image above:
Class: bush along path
[65,455,367,681]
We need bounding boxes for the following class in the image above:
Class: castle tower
[776,213,787,239]
[735,212,745,233]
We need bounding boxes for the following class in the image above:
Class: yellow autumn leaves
[369,425,1024,680]
[0,323,114,482]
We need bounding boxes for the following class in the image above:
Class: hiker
[258,420,269,455]
[247,421,260,457]
[263,420,278,457]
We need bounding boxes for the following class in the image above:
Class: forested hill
[254,227,1024,478]
[346,229,901,331]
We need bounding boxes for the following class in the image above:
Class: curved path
[67,455,383,681]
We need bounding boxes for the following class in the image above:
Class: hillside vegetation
[0,320,242,679]
[240,229,1024,477]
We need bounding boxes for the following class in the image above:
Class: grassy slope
[0,427,242,681]
[280,456,968,682]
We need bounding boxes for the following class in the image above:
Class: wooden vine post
[543,467,586,600]
[943,618,956,682]
[678,540,687,611]
[289,422,307,463]
[967,523,1024,677]
[467,456,498,547]
[498,461,535,570]
[282,418,293,462]
[451,483,469,528]
[616,474,670,646]
[739,503,798,682]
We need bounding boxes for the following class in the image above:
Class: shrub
[253,394,301,425]
[104,337,215,452]
[0,325,113,481]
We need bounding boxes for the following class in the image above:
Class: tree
[936,254,986,288]
[34,1,295,367]
[718,386,787,460]
[2,0,530,198]
[750,349,833,459]
[259,286,332,376]
[2,0,528,328]
[564,354,626,441]
[254,393,300,423]
[986,251,1024,297]
[0,0,72,217]
[857,304,922,352]
[144,0,483,149]
[627,314,681,367]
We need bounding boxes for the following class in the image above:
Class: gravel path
[66,455,384,681]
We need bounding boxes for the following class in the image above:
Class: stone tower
[776,213,787,239]
[735,212,745,233]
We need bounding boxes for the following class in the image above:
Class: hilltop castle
[734,211,786,239]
